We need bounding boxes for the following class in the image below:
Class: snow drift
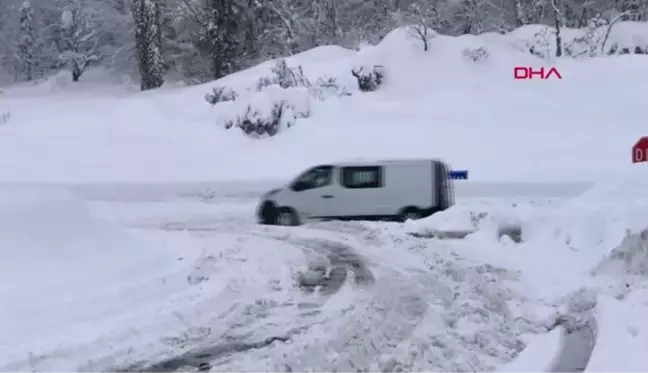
[0,185,176,297]
[0,186,199,367]
[408,170,648,371]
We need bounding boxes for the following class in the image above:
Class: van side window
[340,166,383,189]
[290,165,334,191]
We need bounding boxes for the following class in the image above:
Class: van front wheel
[277,208,300,226]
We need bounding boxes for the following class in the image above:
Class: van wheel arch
[277,207,300,226]
[398,206,422,222]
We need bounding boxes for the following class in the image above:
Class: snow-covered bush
[309,77,351,101]
[271,59,310,88]
[564,17,608,58]
[595,228,648,278]
[256,59,311,91]
[204,86,238,105]
[255,60,351,102]
[462,47,489,62]
[230,101,296,137]
[255,76,276,91]
[609,44,648,54]
[218,86,311,138]
[351,65,385,92]
[208,60,350,138]
[528,26,556,60]
[521,21,648,59]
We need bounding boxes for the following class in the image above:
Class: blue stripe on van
[448,170,468,180]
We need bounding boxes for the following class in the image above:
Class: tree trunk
[554,17,562,57]
[72,65,81,81]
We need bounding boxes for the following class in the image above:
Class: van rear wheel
[399,207,422,222]
[277,208,299,226]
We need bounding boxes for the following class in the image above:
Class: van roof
[333,158,445,167]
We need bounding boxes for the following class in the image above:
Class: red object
[632,136,648,163]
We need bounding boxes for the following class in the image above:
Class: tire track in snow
[226,227,434,372]
[288,223,544,373]
[551,320,596,372]
[113,219,532,371]
[111,233,377,372]
[547,291,598,373]
[115,228,434,372]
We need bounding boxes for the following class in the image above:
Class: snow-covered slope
[1,24,646,183]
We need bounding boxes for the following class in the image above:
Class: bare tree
[550,0,564,56]
[601,10,633,53]
[399,1,443,51]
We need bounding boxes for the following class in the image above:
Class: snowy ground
[1,22,648,372]
[1,178,647,371]
[0,181,564,371]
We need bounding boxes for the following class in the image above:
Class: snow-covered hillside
[1,23,647,183]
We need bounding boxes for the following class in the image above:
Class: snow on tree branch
[56,0,105,81]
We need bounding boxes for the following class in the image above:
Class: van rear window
[340,166,383,188]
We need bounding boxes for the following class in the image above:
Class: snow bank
[499,327,563,372]
[552,173,648,267]
[415,172,648,253]
[0,186,198,366]
[408,171,648,308]
[0,185,175,297]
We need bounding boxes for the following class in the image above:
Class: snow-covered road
[1,180,646,372]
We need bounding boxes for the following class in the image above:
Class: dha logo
[514,66,562,80]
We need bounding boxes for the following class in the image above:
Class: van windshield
[290,165,333,191]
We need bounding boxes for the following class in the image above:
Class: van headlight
[262,188,281,200]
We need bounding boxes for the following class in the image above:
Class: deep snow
[1,21,648,372]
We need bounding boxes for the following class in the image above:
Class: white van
[257,159,454,226]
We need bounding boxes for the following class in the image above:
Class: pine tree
[198,0,244,79]
[133,0,165,90]
[17,0,36,81]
